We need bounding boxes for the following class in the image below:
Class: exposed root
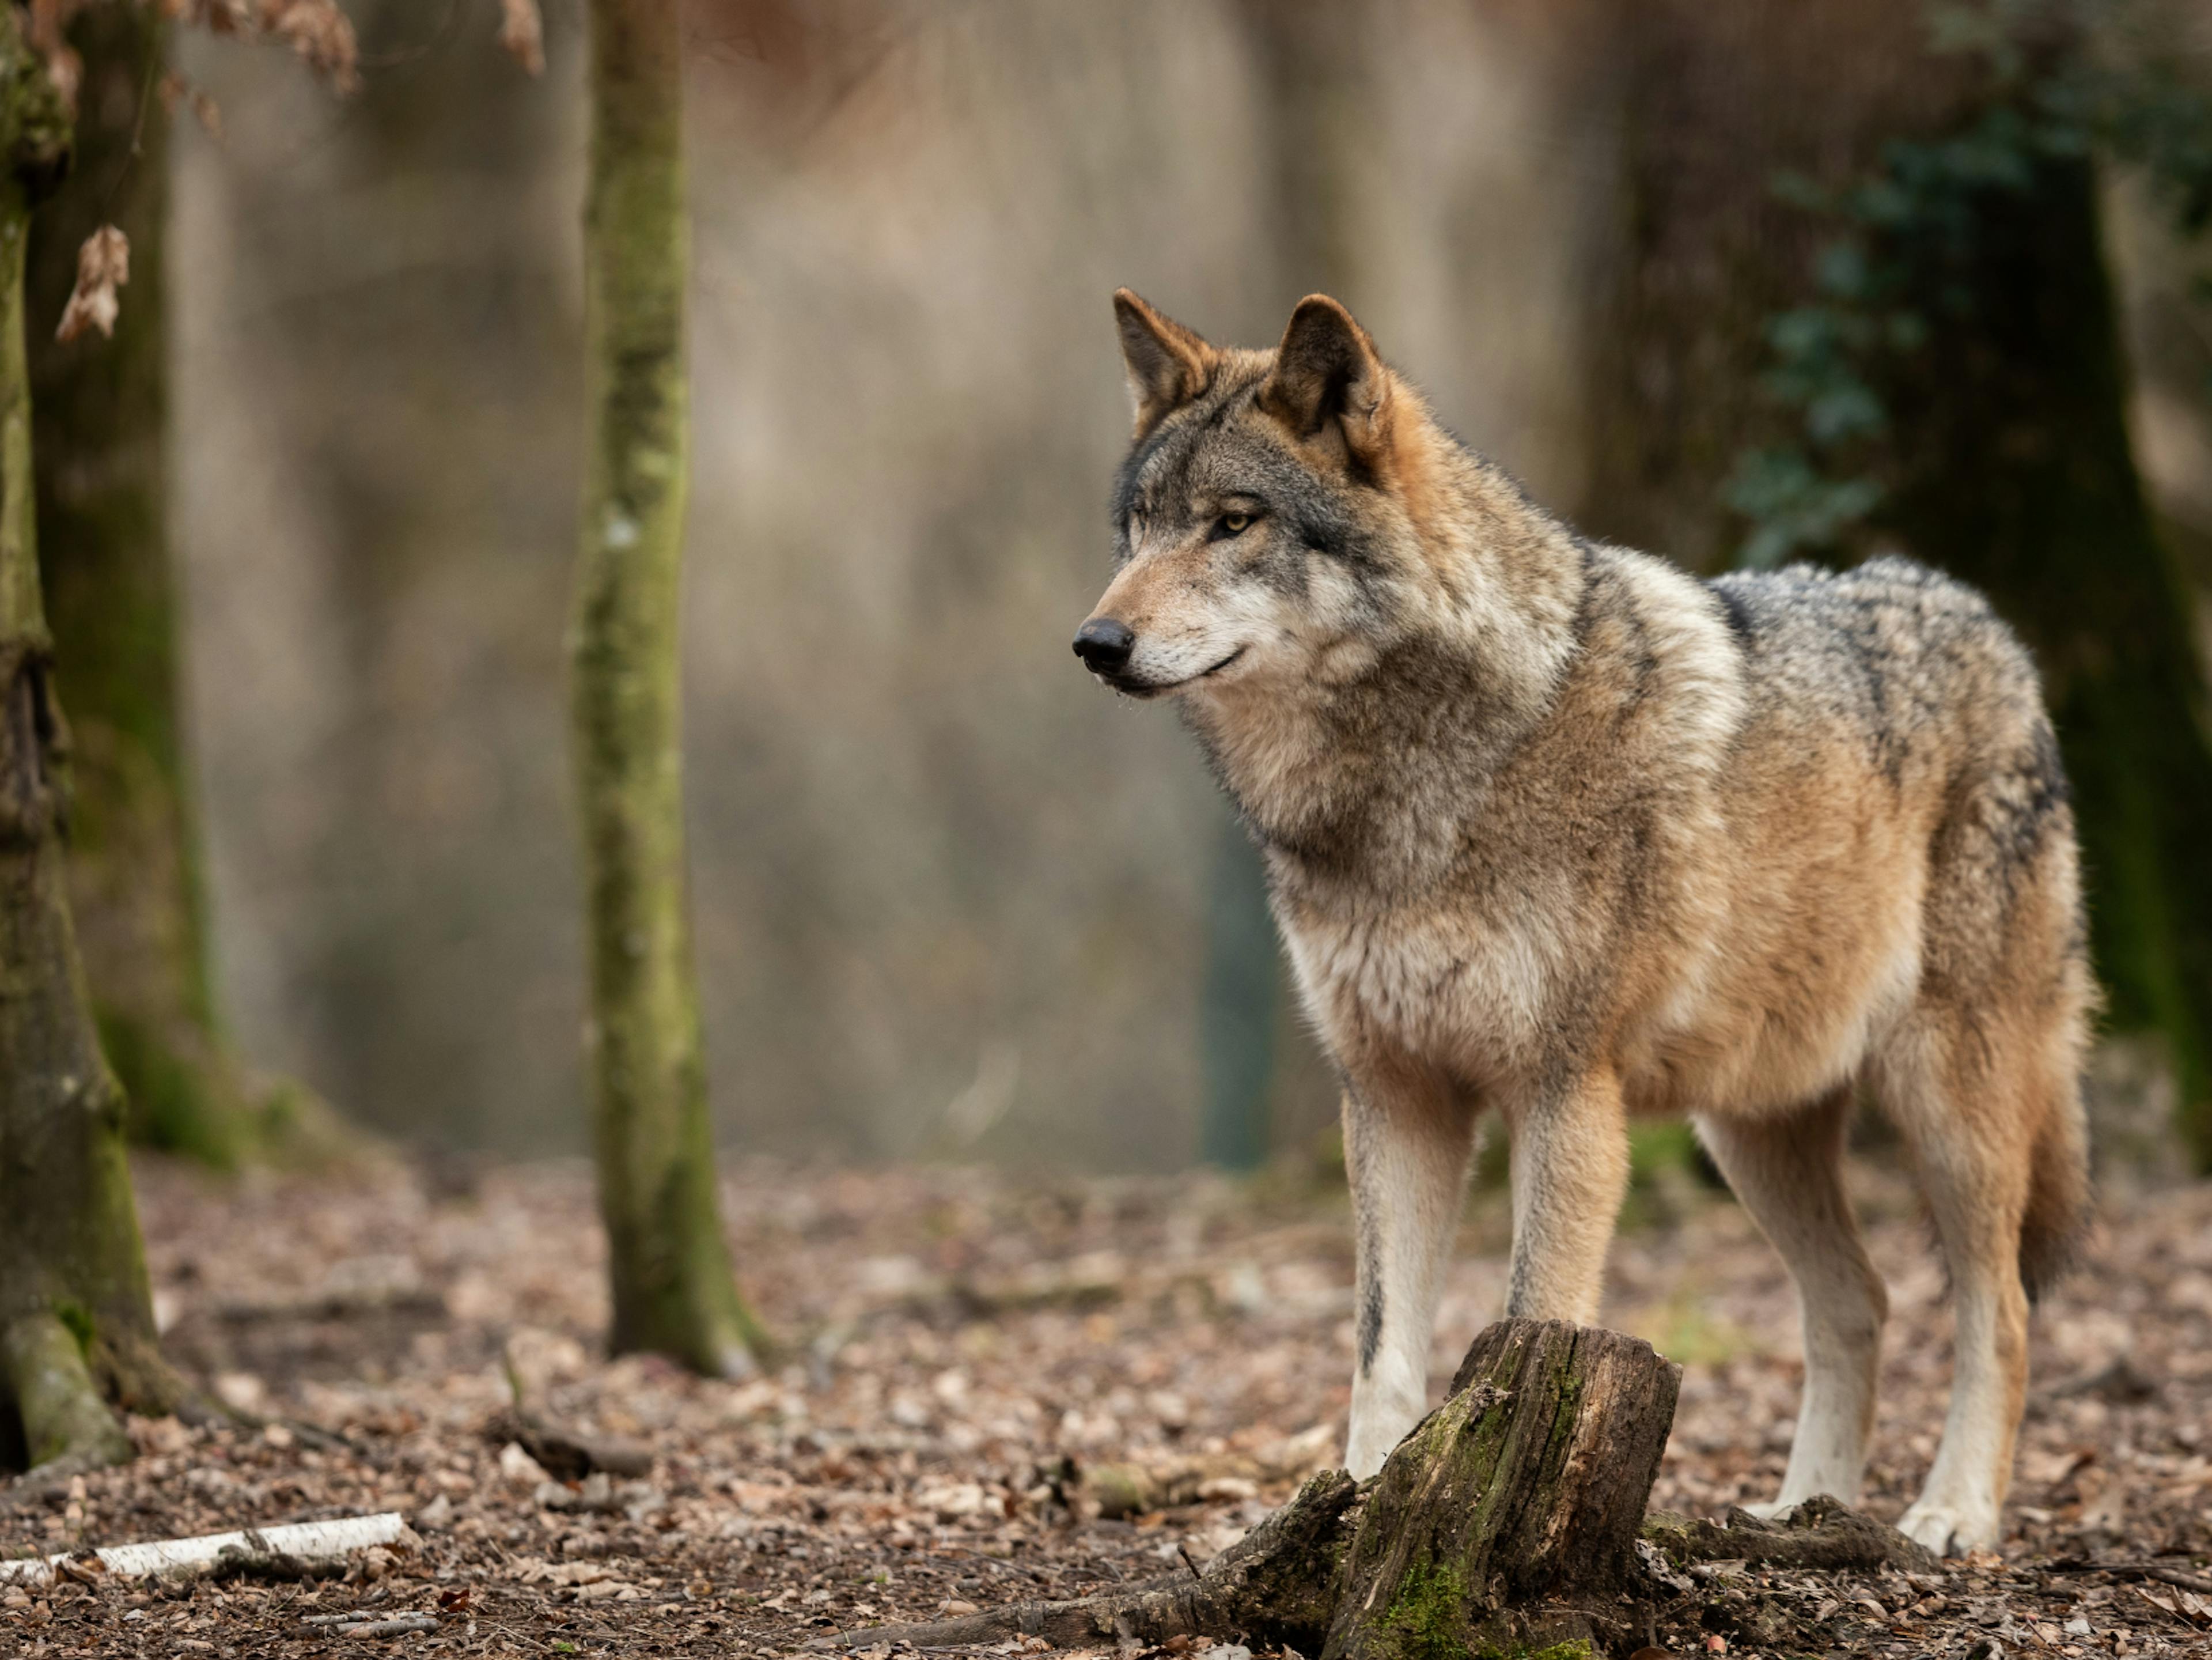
[1,1309,132,1481]
[808,1469,1362,1652]
[1642,1495,1941,1575]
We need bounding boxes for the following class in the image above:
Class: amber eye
[1219,511,1252,536]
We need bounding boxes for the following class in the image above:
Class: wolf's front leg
[1499,1069,1628,1324]
[1342,1064,1479,1479]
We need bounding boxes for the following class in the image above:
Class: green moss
[97,1011,243,1170]
[1373,1557,1474,1660]
[53,1299,93,1357]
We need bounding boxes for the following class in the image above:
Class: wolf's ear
[1260,295,1391,466]
[1113,290,1214,438]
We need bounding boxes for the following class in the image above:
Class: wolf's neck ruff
[1183,453,1593,896]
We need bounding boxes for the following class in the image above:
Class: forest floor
[2,1151,2209,1658]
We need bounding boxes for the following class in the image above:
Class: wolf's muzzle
[1072,617,1135,675]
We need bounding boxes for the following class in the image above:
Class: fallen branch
[2045,1559,2212,1595]
[0,1512,411,1587]
[303,1611,439,1636]
[494,1345,651,1480]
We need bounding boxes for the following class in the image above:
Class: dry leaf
[255,0,361,93]
[160,72,226,141]
[499,0,544,76]
[55,226,128,345]
[27,0,82,111]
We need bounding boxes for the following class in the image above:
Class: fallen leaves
[165,0,360,94]
[499,0,545,76]
[1,1156,2203,1656]
[55,226,127,345]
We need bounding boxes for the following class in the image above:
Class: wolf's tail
[2019,1077,2092,1302]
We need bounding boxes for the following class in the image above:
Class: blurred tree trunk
[1199,814,1274,1171]
[1195,0,1370,1173]
[1585,0,2212,1162]
[0,13,174,1476]
[573,0,765,1374]
[1577,2,1949,570]
[26,4,271,1168]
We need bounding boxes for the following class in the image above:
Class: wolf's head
[1074,293,1581,731]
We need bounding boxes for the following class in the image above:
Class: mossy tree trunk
[0,10,175,1476]
[571,0,765,1377]
[1582,0,2212,1162]
[25,3,270,1169]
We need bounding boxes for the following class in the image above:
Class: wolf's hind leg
[1876,1025,2040,1556]
[1342,1065,1479,1479]
[1695,1088,1887,1512]
[1500,1068,1629,1325]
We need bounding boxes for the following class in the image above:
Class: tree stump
[813,1319,1682,1658]
[1321,1320,1681,1657]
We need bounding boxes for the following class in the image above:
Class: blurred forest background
[104,0,2212,1173]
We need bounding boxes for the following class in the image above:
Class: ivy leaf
[1805,381,1887,445]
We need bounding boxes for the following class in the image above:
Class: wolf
[1073,290,2093,1556]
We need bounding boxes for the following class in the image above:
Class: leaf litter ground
[3,1154,2209,1657]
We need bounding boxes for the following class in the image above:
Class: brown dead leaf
[160,73,226,141]
[499,0,544,75]
[56,226,128,344]
[26,0,81,110]
[251,0,359,92]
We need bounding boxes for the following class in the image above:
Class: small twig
[93,32,164,223]
[309,1612,439,1636]
[2044,1559,2212,1595]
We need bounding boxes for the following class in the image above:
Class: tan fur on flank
[1079,292,2095,1556]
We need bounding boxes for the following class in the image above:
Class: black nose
[1073,617,1135,673]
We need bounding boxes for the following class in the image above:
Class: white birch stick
[0,1511,408,1586]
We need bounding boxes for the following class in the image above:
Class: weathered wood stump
[812,1320,1677,1657]
[1321,1320,1680,1656]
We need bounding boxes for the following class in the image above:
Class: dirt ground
[3,1151,2210,1657]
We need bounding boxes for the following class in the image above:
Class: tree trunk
[572,0,765,1377]
[816,1321,1682,1658]
[25,3,276,1169]
[0,11,175,1476]
[1581,0,2212,1162]
[1191,0,1374,1173]
[1576,1,1957,572]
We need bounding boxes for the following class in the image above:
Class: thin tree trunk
[571,0,765,1376]
[0,12,174,1474]
[26,5,272,1169]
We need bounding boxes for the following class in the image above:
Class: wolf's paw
[1739,1498,1799,1522]
[1897,1497,1998,1557]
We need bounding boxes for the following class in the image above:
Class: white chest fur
[1275,887,1571,1085]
